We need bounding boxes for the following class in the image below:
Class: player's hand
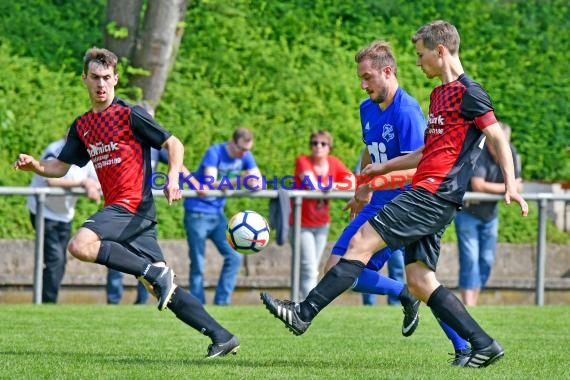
[164,173,182,205]
[505,191,529,217]
[163,185,182,205]
[361,163,386,178]
[343,197,365,220]
[14,154,38,171]
[354,184,372,204]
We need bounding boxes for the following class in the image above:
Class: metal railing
[1,186,569,305]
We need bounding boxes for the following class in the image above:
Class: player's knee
[67,237,90,261]
[68,228,101,262]
[67,235,99,262]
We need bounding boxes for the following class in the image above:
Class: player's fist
[14,154,38,171]
[164,172,182,205]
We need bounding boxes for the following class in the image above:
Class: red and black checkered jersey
[58,98,171,219]
[413,74,497,205]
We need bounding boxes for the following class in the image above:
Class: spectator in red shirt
[290,131,355,299]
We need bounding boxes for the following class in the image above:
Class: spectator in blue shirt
[183,127,262,305]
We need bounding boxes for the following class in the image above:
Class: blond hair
[355,41,397,75]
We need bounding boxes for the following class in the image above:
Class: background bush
[0,0,568,243]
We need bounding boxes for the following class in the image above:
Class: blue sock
[352,268,404,297]
[430,309,470,351]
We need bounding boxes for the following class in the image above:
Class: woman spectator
[290,130,355,299]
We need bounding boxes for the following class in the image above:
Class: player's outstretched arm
[14,154,70,177]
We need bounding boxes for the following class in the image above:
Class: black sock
[427,285,493,350]
[168,287,233,343]
[398,285,416,305]
[299,258,365,322]
[95,240,149,277]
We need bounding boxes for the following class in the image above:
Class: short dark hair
[355,41,397,75]
[412,20,460,55]
[232,127,253,143]
[83,47,118,75]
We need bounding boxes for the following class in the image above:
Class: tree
[104,0,142,60]
[104,0,189,108]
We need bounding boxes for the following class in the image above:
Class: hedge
[0,0,568,243]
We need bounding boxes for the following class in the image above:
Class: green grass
[1,304,568,379]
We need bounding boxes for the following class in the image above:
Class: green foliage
[0,0,568,243]
[0,0,106,72]
[2,305,570,378]
[105,21,129,39]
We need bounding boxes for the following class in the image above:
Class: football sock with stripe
[431,309,470,351]
[299,258,365,322]
[168,287,233,343]
[351,267,404,296]
[427,285,493,350]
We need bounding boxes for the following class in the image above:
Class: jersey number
[368,142,387,164]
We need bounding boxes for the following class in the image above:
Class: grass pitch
[1,303,568,379]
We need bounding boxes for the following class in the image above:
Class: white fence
[1,186,569,305]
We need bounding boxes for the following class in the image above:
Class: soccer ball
[226,210,270,254]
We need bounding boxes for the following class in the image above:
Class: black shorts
[82,204,165,263]
[367,187,458,271]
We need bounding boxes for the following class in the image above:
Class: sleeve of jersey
[295,156,311,178]
[397,106,426,153]
[130,106,172,149]
[57,122,91,167]
[460,84,497,130]
[201,145,220,169]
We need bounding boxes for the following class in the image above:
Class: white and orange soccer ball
[226,210,270,254]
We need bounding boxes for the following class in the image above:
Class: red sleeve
[474,110,498,130]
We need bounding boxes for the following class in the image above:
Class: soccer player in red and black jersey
[14,47,239,358]
[260,21,528,368]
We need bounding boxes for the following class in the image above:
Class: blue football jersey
[359,87,425,206]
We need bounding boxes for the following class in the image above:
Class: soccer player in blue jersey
[327,40,425,336]
[261,22,528,368]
